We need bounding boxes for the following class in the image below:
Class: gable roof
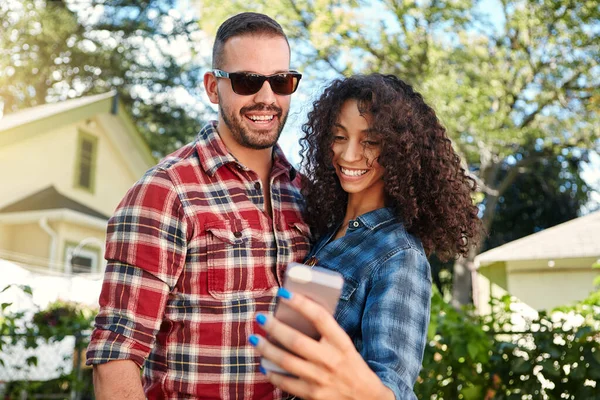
[477,211,600,266]
[0,186,109,220]
[0,91,155,169]
[0,91,116,132]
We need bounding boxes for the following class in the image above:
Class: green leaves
[416,288,600,398]
[1,0,210,157]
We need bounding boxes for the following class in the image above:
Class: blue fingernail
[249,335,259,347]
[277,287,292,299]
[259,366,267,375]
[256,314,267,326]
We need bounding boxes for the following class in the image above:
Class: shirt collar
[355,207,398,230]
[195,121,296,180]
[272,144,297,181]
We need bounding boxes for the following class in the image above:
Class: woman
[250,74,481,399]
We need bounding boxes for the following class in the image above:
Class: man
[86,12,311,399]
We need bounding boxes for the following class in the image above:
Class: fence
[0,333,93,400]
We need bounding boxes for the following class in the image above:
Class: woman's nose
[341,141,363,162]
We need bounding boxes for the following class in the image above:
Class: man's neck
[214,122,275,216]
[215,122,275,180]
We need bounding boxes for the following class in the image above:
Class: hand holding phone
[260,262,344,375]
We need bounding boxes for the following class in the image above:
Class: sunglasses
[212,69,302,96]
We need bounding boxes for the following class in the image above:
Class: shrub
[417,289,600,399]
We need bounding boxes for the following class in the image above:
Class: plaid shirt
[86,121,311,399]
[307,207,431,400]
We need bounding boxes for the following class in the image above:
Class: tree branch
[518,71,583,129]
[496,155,541,196]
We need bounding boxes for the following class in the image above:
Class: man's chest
[173,174,311,299]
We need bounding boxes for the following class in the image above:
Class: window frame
[62,240,102,274]
[73,129,99,194]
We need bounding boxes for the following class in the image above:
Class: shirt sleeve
[86,168,189,367]
[361,247,432,400]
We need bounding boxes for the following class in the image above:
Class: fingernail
[259,366,267,375]
[256,314,267,326]
[277,287,292,299]
[249,335,259,347]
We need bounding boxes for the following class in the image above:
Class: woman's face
[331,99,385,198]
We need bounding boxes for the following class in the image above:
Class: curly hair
[300,74,481,261]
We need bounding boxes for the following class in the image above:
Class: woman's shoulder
[364,209,426,257]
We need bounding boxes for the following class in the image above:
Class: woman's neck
[343,191,386,224]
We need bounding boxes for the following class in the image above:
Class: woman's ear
[204,72,219,104]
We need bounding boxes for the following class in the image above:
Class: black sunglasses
[212,69,302,96]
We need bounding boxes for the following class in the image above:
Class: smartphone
[260,262,344,375]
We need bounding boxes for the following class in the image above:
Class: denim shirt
[306,207,431,400]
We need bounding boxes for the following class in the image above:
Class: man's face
[213,35,292,150]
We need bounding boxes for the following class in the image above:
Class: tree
[484,150,591,251]
[431,147,591,296]
[0,0,210,156]
[197,0,600,305]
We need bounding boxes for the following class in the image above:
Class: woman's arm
[361,247,432,399]
[251,289,394,400]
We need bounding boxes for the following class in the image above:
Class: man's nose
[253,80,277,105]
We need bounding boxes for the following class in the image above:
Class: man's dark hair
[212,12,290,69]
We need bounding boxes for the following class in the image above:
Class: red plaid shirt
[86,121,311,399]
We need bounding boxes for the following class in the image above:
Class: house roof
[477,211,600,266]
[0,186,109,220]
[0,91,155,169]
[0,91,116,132]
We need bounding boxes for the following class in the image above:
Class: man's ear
[204,72,219,104]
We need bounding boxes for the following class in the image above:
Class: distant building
[476,211,600,312]
[0,91,155,274]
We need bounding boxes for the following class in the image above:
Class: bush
[31,299,96,342]
[1,291,96,399]
[417,289,600,399]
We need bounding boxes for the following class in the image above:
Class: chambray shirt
[306,207,431,400]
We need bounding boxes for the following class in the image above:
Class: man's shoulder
[120,140,200,201]
[154,140,199,173]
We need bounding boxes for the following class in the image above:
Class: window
[64,242,100,274]
[74,131,98,193]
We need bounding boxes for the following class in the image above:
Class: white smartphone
[260,262,344,375]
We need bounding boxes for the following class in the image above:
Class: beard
[219,102,289,150]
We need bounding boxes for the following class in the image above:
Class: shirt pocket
[288,219,312,259]
[339,275,358,301]
[333,274,359,326]
[205,218,276,300]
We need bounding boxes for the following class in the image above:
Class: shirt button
[351,221,360,228]
[254,182,261,190]
[233,231,242,238]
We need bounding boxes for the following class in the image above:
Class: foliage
[483,151,590,251]
[0,0,210,156]
[419,288,493,399]
[0,284,35,367]
[0,287,96,398]
[417,288,600,399]
[198,0,600,304]
[31,299,96,343]
[3,369,94,400]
